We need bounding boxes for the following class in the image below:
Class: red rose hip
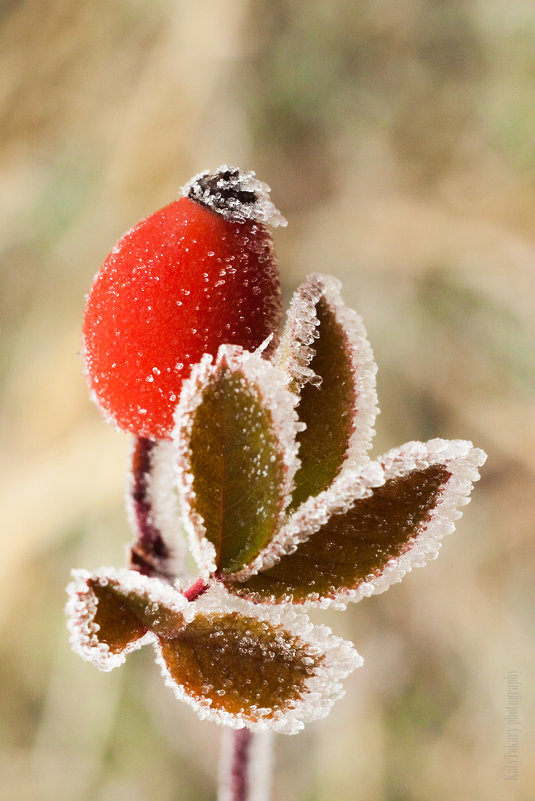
[83,167,286,440]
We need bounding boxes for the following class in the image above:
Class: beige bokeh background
[1,2,534,800]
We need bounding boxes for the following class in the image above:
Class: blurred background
[1,1,534,799]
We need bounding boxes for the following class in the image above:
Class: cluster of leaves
[66,274,485,734]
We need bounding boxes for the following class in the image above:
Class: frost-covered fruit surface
[83,166,286,440]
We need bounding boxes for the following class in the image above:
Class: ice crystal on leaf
[67,272,486,733]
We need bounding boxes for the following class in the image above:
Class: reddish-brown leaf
[276,275,377,511]
[225,440,486,606]
[66,569,191,670]
[155,590,361,732]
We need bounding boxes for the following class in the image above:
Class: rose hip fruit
[83,167,286,440]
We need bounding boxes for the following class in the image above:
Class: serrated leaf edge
[273,275,326,391]
[275,274,379,483]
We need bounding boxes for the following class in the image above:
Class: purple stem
[229,729,253,801]
[183,576,209,602]
[219,729,272,801]
[128,436,173,579]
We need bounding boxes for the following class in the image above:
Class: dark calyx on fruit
[183,165,287,227]
[189,167,257,209]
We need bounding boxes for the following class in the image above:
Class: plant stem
[218,729,273,801]
[183,576,209,602]
[231,729,252,801]
[128,436,173,578]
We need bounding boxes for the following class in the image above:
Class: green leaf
[225,440,486,606]
[277,275,378,511]
[175,346,300,576]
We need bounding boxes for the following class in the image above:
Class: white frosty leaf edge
[173,345,302,578]
[154,583,362,735]
[313,273,379,475]
[275,274,379,472]
[273,274,326,391]
[233,459,385,586]
[342,439,488,604]
[125,438,189,580]
[231,438,487,609]
[65,567,193,672]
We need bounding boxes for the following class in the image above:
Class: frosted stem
[218,730,273,801]
[127,436,173,579]
[230,729,252,801]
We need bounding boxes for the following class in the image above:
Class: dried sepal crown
[182,165,288,227]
